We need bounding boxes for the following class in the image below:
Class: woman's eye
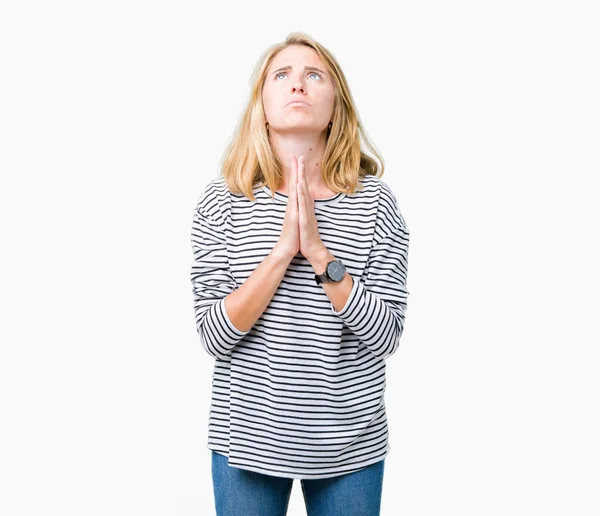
[275,72,322,80]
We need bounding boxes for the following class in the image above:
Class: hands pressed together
[275,155,327,262]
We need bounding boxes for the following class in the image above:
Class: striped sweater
[189,173,410,479]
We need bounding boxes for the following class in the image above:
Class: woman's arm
[223,246,292,334]
[190,206,292,360]
[328,183,411,361]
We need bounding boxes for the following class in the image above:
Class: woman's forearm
[224,245,293,333]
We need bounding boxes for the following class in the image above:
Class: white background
[1,1,598,515]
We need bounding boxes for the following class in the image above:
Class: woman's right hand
[273,156,302,261]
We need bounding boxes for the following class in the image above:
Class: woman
[190,32,410,516]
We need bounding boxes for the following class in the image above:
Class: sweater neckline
[260,184,346,206]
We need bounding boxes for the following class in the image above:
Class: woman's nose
[290,77,305,92]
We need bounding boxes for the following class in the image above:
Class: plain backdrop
[1,1,598,515]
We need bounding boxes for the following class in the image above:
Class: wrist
[308,245,335,273]
[270,244,295,265]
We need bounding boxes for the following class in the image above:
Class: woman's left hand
[294,155,326,261]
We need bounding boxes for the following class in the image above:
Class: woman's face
[262,45,335,135]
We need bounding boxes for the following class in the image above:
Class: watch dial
[327,260,345,281]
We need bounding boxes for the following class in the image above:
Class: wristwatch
[314,259,346,285]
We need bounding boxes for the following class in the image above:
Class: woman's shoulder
[194,175,232,225]
[360,175,408,230]
[355,174,394,201]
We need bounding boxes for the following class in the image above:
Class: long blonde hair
[219,31,385,201]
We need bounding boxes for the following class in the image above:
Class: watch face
[327,260,346,281]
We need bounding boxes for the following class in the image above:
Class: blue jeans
[211,451,385,515]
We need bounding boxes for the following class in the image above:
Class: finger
[299,156,306,185]
[299,156,306,188]
[297,156,305,196]
[297,159,305,203]
[297,166,305,210]
[297,180,304,210]
[288,156,295,198]
[300,158,312,207]
[290,156,298,212]
[299,157,311,204]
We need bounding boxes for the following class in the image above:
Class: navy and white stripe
[190,174,410,479]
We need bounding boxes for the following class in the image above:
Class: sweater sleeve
[330,189,410,361]
[190,205,250,360]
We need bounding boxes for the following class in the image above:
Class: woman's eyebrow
[271,65,327,76]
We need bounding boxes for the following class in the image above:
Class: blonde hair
[219,31,385,201]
